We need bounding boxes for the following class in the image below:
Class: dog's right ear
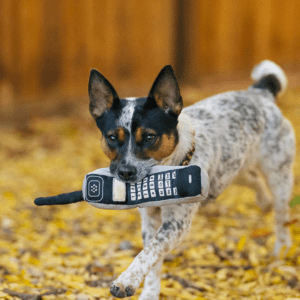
[88,69,120,119]
[147,65,183,115]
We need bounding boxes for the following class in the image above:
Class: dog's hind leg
[259,119,295,256]
[235,169,273,213]
[139,207,162,300]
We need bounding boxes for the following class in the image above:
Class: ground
[0,86,300,300]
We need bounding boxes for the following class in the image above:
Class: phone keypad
[129,171,177,201]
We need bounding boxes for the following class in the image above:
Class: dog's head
[88,66,183,183]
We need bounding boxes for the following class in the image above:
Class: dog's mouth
[110,159,158,184]
[112,165,154,184]
[115,172,148,184]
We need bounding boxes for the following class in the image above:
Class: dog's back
[183,61,294,201]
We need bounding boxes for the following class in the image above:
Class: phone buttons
[173,187,178,195]
[87,176,103,201]
[159,189,165,197]
[150,190,156,198]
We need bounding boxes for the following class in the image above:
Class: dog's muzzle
[117,165,137,182]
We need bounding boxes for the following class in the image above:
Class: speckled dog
[88,60,295,299]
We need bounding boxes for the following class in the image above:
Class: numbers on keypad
[129,170,177,201]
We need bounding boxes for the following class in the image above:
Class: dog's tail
[251,60,287,98]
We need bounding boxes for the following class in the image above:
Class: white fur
[251,60,288,96]
[118,99,137,131]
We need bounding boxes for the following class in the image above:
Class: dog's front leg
[110,203,200,298]
[139,207,162,300]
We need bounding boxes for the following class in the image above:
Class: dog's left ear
[148,65,183,115]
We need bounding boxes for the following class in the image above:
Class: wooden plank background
[177,0,300,83]
[0,0,300,106]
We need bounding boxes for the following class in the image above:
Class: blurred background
[1,0,300,123]
[1,1,300,299]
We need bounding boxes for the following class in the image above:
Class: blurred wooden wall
[177,0,300,83]
[1,0,300,106]
[0,0,176,105]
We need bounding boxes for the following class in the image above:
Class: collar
[179,140,195,166]
[161,113,196,166]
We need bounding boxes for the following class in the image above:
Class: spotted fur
[89,60,295,299]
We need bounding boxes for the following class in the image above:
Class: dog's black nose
[118,165,137,181]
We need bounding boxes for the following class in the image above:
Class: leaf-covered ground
[1,87,300,300]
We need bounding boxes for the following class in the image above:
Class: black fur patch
[95,99,126,133]
[252,74,281,97]
[132,98,179,136]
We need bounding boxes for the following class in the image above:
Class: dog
[88,60,295,299]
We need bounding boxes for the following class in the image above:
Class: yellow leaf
[285,244,298,258]
[57,246,72,254]
[28,256,40,266]
[83,286,110,297]
[270,275,282,284]
[237,236,246,251]
[251,228,271,238]
[216,268,227,281]
[242,269,257,282]
[161,287,179,296]
[239,281,257,291]
[249,252,260,266]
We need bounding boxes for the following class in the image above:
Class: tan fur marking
[101,138,117,161]
[172,104,182,115]
[118,127,126,143]
[135,127,144,143]
[107,127,126,144]
[135,128,157,143]
[147,133,177,161]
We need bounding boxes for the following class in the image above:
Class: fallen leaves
[0,88,300,299]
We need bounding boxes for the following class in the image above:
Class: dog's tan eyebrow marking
[135,127,157,143]
[135,127,144,143]
[107,127,126,143]
[117,127,126,142]
[146,133,177,160]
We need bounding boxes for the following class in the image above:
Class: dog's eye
[107,134,117,143]
[145,134,156,143]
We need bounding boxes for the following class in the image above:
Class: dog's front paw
[110,282,135,298]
